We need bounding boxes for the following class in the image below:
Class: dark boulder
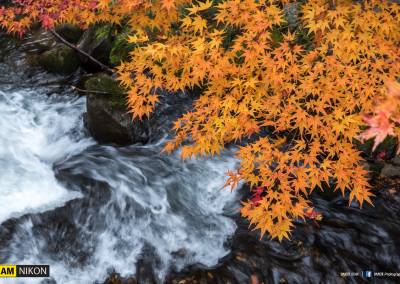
[83,74,194,146]
[85,94,150,145]
[380,163,400,178]
[23,29,57,54]
[392,155,400,166]
[55,24,83,44]
[83,74,149,145]
[38,44,79,75]
[77,24,114,72]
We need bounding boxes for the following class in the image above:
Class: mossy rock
[92,24,114,65]
[55,24,83,44]
[84,74,127,108]
[83,74,151,145]
[83,74,195,145]
[38,44,79,74]
[77,24,114,71]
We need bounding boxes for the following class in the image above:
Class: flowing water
[0,41,241,283]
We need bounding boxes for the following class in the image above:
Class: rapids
[0,38,240,283]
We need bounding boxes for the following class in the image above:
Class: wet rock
[83,74,150,145]
[77,24,114,72]
[136,258,157,284]
[83,73,194,145]
[0,32,18,61]
[392,155,400,166]
[22,29,56,54]
[171,248,187,258]
[381,163,400,178]
[102,255,158,284]
[38,44,79,75]
[104,273,137,284]
[55,24,83,44]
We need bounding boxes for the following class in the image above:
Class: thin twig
[49,28,115,75]
[71,85,112,95]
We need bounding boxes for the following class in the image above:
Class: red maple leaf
[250,186,264,206]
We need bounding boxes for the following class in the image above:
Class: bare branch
[71,85,113,95]
[49,28,115,75]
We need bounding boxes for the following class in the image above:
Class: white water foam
[3,149,240,284]
[0,88,241,284]
[0,90,93,224]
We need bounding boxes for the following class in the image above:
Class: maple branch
[49,28,115,75]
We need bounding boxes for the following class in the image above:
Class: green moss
[94,24,112,43]
[109,95,127,108]
[109,32,136,67]
[84,74,127,108]
[84,74,124,94]
[38,45,79,74]
[84,24,115,66]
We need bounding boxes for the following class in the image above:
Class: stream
[0,36,240,283]
[0,33,400,284]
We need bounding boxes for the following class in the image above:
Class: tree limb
[49,28,115,75]
[71,85,112,95]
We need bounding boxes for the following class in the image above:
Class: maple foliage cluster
[1,0,399,241]
[0,0,142,33]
